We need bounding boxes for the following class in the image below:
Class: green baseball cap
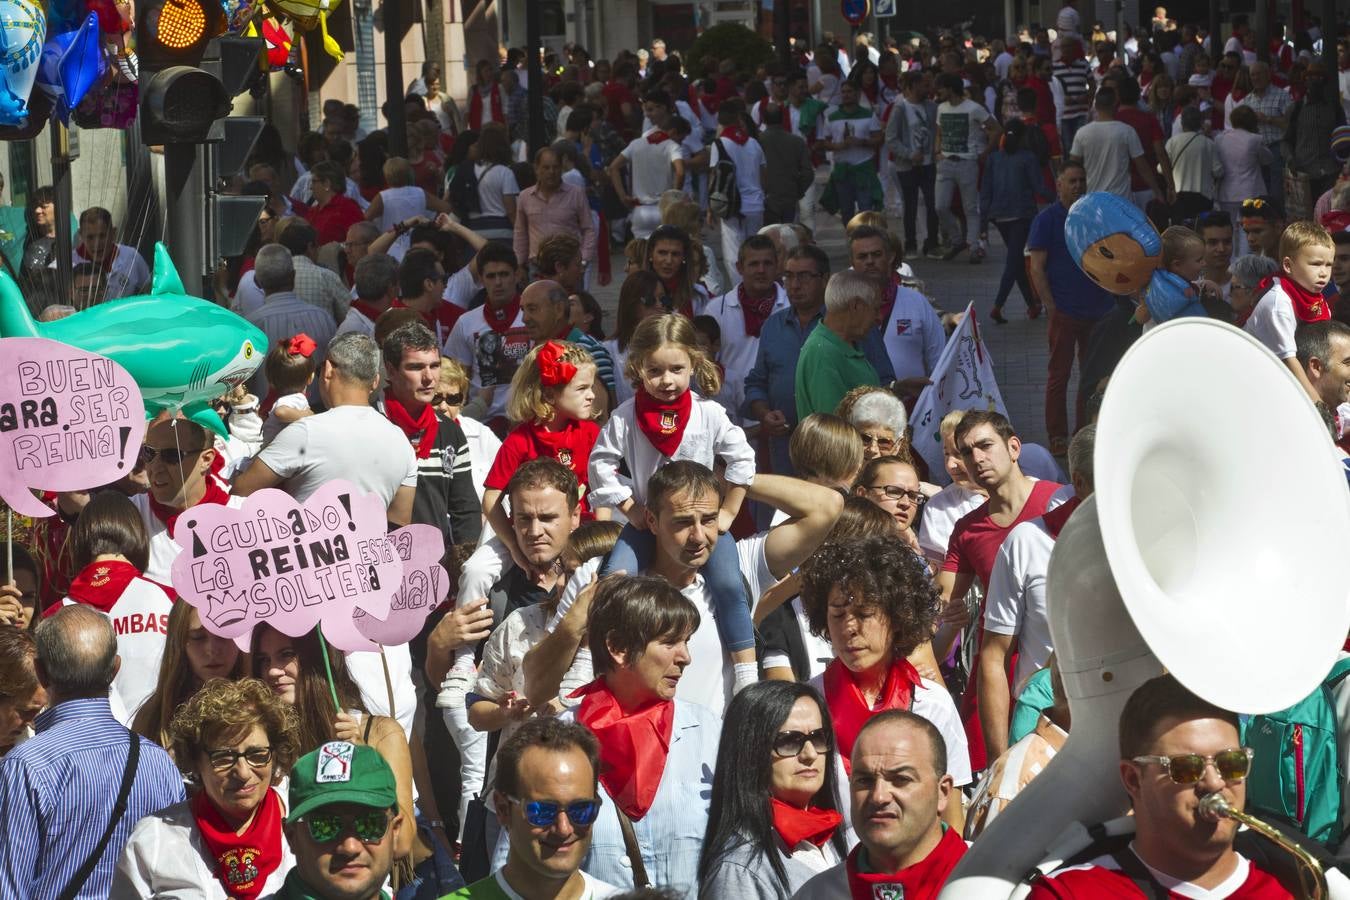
[287,741,398,823]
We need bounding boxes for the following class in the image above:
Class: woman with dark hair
[354,134,391,201]
[604,270,672,405]
[20,185,58,308]
[56,491,174,720]
[799,535,972,830]
[979,117,1049,323]
[643,223,706,317]
[698,681,847,897]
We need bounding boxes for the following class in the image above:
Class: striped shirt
[0,697,185,900]
[1051,60,1092,120]
[567,327,617,395]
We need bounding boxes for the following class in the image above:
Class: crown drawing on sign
[206,590,251,629]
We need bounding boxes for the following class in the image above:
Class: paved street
[588,209,1069,448]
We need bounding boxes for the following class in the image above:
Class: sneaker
[436,668,476,709]
[990,307,1008,324]
[942,242,969,261]
[924,244,944,260]
[969,246,986,264]
[1027,302,1043,320]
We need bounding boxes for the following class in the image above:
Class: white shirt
[936,99,993,160]
[346,644,416,739]
[112,793,295,899]
[474,163,521,219]
[443,264,479,308]
[261,392,310,444]
[133,478,246,584]
[917,483,985,565]
[1244,281,1299,360]
[588,394,757,510]
[377,185,432,260]
[60,575,173,721]
[1070,120,1145,197]
[603,338,633,406]
[485,870,620,899]
[880,283,945,381]
[761,596,836,681]
[822,109,882,166]
[984,515,1059,687]
[256,405,418,504]
[443,303,531,421]
[708,137,767,215]
[621,129,685,204]
[458,414,502,502]
[705,283,789,387]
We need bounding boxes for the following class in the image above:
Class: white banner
[909,303,1008,484]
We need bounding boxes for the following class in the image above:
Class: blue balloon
[35,11,103,122]
[0,0,46,127]
[1064,191,1163,296]
[1146,269,1207,323]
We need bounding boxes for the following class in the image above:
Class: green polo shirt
[794,321,880,419]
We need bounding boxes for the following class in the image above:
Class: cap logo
[317,741,355,783]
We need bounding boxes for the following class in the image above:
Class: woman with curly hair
[798,535,973,831]
[113,678,301,898]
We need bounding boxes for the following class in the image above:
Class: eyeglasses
[1131,747,1253,784]
[432,392,465,407]
[206,746,273,773]
[867,484,928,505]
[772,728,831,758]
[1241,198,1269,212]
[302,809,393,844]
[506,796,602,828]
[139,445,206,466]
[858,432,897,452]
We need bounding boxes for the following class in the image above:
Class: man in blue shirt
[1027,161,1115,455]
[743,244,831,479]
[0,604,184,899]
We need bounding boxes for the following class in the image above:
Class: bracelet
[427,819,445,829]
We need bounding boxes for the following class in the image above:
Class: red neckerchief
[75,243,116,273]
[1275,274,1333,323]
[633,388,692,458]
[191,787,284,900]
[384,392,439,459]
[824,657,923,774]
[738,283,778,338]
[485,295,522,335]
[350,299,385,323]
[646,130,671,144]
[148,474,231,537]
[523,418,596,482]
[878,275,902,325]
[781,104,792,129]
[844,826,968,900]
[770,798,842,849]
[65,559,141,614]
[468,83,503,130]
[1041,494,1082,539]
[721,125,750,145]
[570,679,675,820]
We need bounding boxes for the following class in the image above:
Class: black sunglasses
[140,445,207,466]
[773,728,831,758]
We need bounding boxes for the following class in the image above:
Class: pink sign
[169,480,403,651]
[352,524,449,646]
[0,337,145,517]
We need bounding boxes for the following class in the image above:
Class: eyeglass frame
[865,484,928,505]
[504,795,603,828]
[1130,747,1254,784]
[204,745,274,773]
[771,728,831,759]
[299,808,395,845]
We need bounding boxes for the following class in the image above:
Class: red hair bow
[287,334,317,358]
[536,341,577,386]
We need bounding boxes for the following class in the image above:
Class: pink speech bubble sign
[351,524,449,647]
[0,338,145,517]
[169,480,402,650]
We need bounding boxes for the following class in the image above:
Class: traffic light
[136,0,227,71]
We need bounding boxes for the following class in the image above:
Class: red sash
[384,393,439,459]
[646,130,671,144]
[571,679,674,820]
[633,388,692,458]
[823,657,923,774]
[843,826,967,900]
[721,125,751,145]
[770,798,842,849]
[192,787,284,900]
[65,560,142,614]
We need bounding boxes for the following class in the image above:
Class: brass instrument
[1198,794,1327,900]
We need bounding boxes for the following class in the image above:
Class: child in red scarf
[1244,221,1336,405]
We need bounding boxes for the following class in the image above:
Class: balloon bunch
[1064,192,1205,324]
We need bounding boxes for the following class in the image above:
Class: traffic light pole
[164,143,206,298]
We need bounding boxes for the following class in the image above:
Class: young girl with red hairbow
[259,334,317,445]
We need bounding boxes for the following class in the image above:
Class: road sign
[874,0,896,16]
[841,0,869,26]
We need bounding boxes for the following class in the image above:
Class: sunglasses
[507,795,602,828]
[868,484,928,506]
[643,292,675,311]
[206,746,273,773]
[772,728,831,758]
[302,809,392,844]
[858,432,897,452]
[139,445,206,466]
[1131,747,1253,784]
[1241,198,1269,211]
[432,392,465,407]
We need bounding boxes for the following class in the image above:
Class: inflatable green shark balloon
[0,243,268,437]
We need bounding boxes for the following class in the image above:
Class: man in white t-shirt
[1068,87,1163,202]
[980,424,1093,763]
[821,81,883,224]
[234,332,417,525]
[521,466,844,719]
[443,243,532,425]
[935,74,1002,261]
[709,104,768,287]
[609,89,686,239]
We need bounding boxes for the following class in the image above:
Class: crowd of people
[3,6,1350,900]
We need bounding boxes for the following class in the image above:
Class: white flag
[909,303,1007,484]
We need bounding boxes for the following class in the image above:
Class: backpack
[707,138,742,220]
[1023,120,1052,169]
[447,162,493,221]
[1243,656,1350,847]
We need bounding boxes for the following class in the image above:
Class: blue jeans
[832,176,876,224]
[602,522,755,652]
[395,818,466,899]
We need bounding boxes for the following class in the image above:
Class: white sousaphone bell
[941,318,1350,900]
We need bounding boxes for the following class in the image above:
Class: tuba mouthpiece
[1198,794,1233,818]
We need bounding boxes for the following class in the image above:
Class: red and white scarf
[633,388,692,458]
[571,679,674,820]
[192,786,284,900]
